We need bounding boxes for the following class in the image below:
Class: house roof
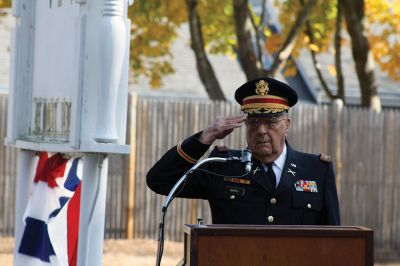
[297,49,400,108]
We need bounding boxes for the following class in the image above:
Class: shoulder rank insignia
[319,153,331,163]
[294,180,318,193]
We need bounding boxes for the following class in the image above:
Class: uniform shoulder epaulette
[319,153,331,163]
[215,145,229,153]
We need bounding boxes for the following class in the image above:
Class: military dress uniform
[146,132,340,225]
[146,77,340,225]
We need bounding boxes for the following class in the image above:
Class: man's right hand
[198,114,247,145]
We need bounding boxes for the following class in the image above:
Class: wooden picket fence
[1,93,400,259]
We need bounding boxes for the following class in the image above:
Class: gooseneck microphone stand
[155,156,243,266]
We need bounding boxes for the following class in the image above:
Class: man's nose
[255,123,269,134]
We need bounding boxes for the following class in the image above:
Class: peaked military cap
[235,77,298,116]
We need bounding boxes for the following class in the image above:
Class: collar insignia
[288,169,296,176]
[252,167,261,175]
[291,163,297,168]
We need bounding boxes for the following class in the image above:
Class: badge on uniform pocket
[294,180,318,192]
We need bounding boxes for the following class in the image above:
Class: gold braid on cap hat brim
[242,106,288,114]
[241,95,289,114]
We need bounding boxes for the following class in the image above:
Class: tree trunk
[266,0,317,77]
[248,0,267,68]
[301,0,334,100]
[186,0,226,100]
[233,0,263,80]
[334,0,345,102]
[339,0,380,109]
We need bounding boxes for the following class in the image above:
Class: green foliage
[128,0,237,88]
[128,0,186,87]
[128,0,399,87]
[197,0,236,55]
[272,0,337,58]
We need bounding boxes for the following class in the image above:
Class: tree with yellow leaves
[1,0,396,107]
[0,0,11,8]
[128,0,234,100]
[267,0,399,109]
[366,0,400,83]
[129,0,398,108]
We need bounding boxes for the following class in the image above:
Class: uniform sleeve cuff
[177,132,211,164]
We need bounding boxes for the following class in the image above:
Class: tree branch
[233,0,263,80]
[334,0,345,102]
[247,0,268,67]
[300,0,334,100]
[186,0,226,100]
[265,0,317,77]
[248,7,263,66]
[339,0,379,108]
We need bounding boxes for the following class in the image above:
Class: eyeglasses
[245,116,287,129]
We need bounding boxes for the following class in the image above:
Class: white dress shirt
[262,144,287,188]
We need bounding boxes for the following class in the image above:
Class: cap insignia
[255,80,269,96]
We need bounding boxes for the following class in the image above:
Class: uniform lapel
[250,161,275,194]
[275,144,299,195]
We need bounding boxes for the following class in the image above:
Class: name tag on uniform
[224,186,245,196]
[294,180,318,192]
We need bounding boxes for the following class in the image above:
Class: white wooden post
[13,150,36,262]
[329,99,344,200]
[77,154,109,266]
[95,0,126,143]
[7,0,133,265]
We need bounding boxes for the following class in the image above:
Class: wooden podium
[182,224,373,266]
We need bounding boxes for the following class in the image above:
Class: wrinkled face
[245,115,290,161]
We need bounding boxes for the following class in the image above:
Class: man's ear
[285,117,291,130]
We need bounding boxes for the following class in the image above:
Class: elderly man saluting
[147,77,340,225]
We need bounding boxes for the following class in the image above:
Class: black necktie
[266,162,276,189]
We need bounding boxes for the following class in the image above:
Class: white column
[94,0,126,143]
[77,154,109,266]
[13,150,36,265]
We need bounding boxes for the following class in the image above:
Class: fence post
[126,92,137,239]
[328,99,344,199]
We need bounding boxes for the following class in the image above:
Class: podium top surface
[184,224,373,237]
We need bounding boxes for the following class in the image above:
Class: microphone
[241,149,252,173]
